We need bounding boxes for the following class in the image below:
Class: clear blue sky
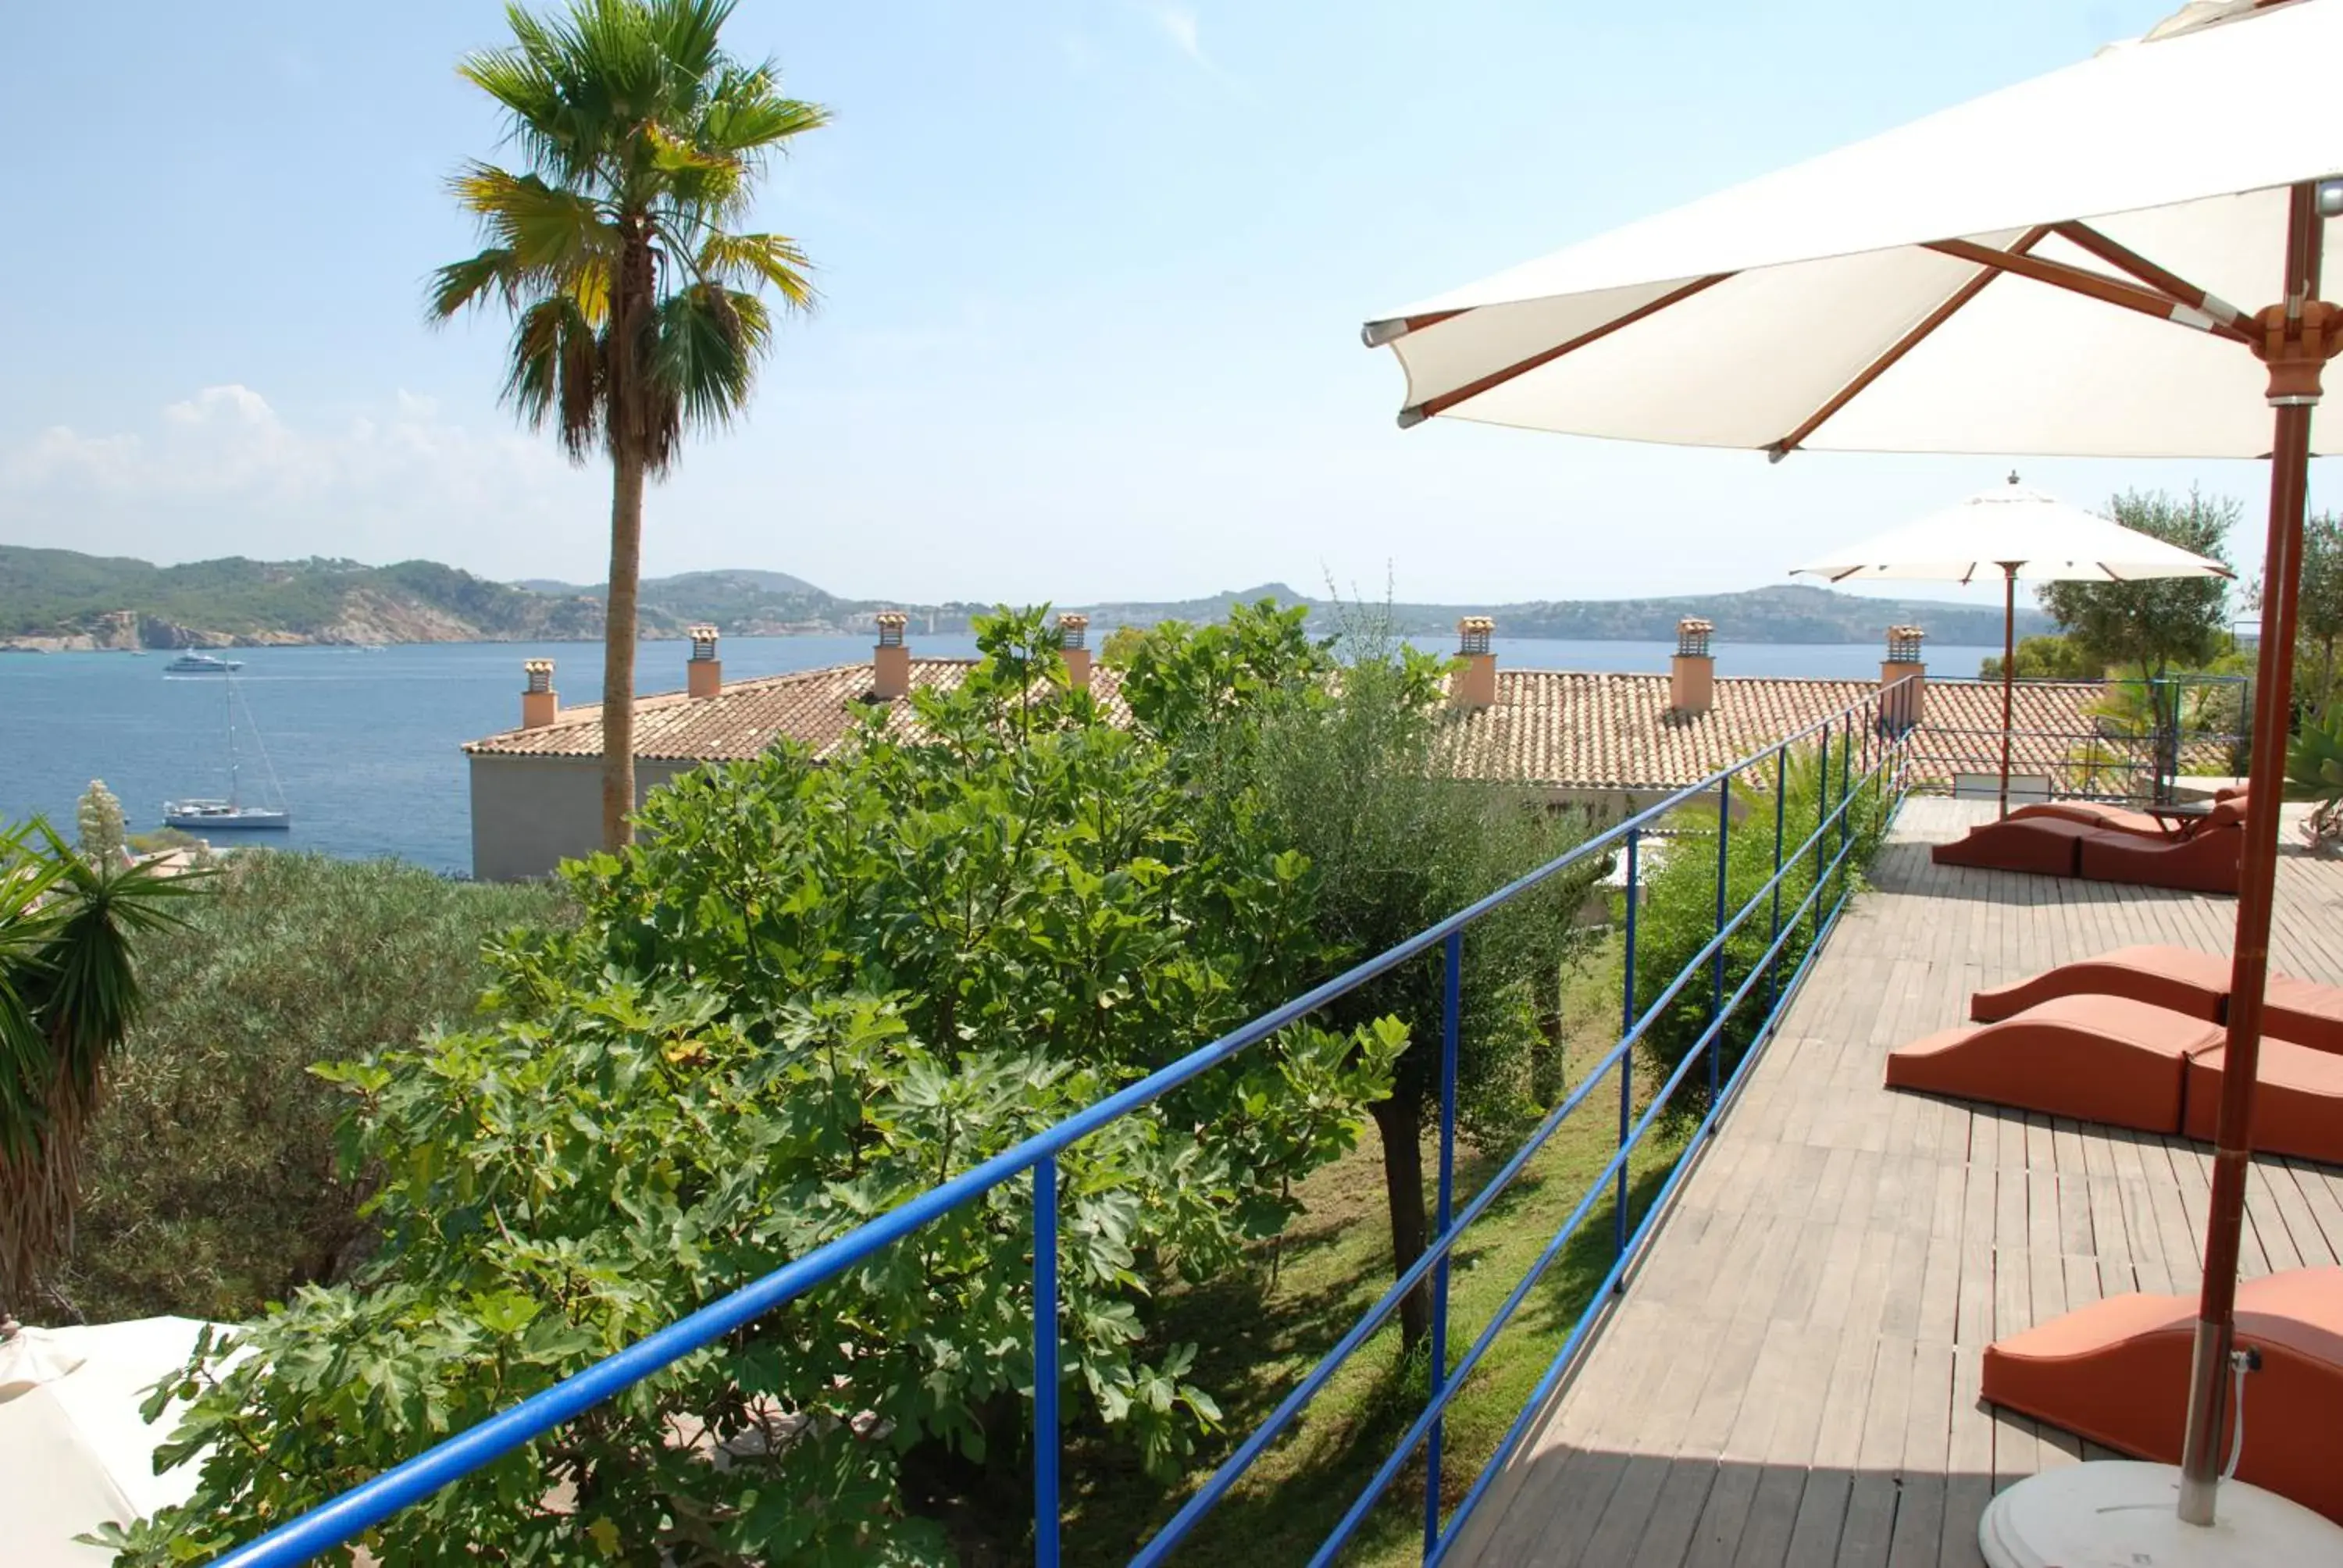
[0,0,2309,615]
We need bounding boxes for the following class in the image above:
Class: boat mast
[225,672,239,809]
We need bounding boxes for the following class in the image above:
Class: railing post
[1838,724,1853,874]
[1425,930,1462,1559]
[1034,1156,1061,1568]
[1768,744,1787,1014]
[1616,827,1639,1281]
[1711,774,1729,1106]
[1813,721,1831,939]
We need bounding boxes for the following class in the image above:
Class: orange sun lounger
[1888,996,2343,1164]
[1981,1267,2343,1526]
[1931,794,2246,894]
[1969,944,2343,1056]
[1885,994,2217,1133]
[1928,814,2095,877]
[2008,788,2248,839]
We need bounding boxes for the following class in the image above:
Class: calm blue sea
[0,636,1995,874]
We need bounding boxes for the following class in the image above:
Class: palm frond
[695,231,815,311]
[451,163,619,277]
[648,283,769,460]
[506,295,606,461]
[425,247,522,321]
[646,0,737,86]
[702,72,830,160]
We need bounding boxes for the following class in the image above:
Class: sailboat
[164,672,291,830]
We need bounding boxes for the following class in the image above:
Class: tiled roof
[1438,672,2120,791]
[463,660,1129,762]
[465,661,2210,795]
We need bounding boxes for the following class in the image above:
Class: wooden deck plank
[1446,800,2343,1568]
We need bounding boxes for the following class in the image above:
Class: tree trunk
[600,229,654,853]
[601,451,644,851]
[1370,1094,1430,1352]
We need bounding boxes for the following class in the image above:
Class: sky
[0,0,2323,616]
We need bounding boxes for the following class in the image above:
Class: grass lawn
[1054,934,1699,1566]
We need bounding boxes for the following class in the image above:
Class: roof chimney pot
[1881,625,1927,734]
[521,658,558,729]
[872,611,911,700]
[1057,613,1093,691]
[1670,618,1715,716]
[1453,616,1497,708]
[687,625,722,699]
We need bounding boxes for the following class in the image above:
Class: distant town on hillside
[0,544,2053,652]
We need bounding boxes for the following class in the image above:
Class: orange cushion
[2184,1038,2343,1164]
[1886,995,2216,1132]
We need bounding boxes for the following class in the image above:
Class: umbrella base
[1978,1461,2343,1566]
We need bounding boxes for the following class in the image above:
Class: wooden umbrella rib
[1401,273,1732,424]
[2050,221,2252,329]
[1924,238,2252,342]
[1770,225,2052,458]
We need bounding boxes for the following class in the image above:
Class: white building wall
[467,754,697,881]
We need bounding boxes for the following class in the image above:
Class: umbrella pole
[2175,179,2326,1528]
[1998,565,2016,818]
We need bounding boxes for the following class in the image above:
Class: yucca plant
[0,821,204,1313]
[430,0,828,850]
[2288,708,2343,848]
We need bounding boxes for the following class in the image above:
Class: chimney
[1057,612,1093,690]
[1452,617,1496,708]
[1670,618,1715,716]
[521,657,558,729]
[1881,625,1927,734]
[686,625,722,699]
[872,611,911,700]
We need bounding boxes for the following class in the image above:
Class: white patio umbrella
[1792,477,2234,815]
[0,1317,220,1566]
[1364,0,2341,1557]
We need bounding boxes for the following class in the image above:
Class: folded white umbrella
[0,1317,220,1566]
[1364,0,2342,1557]
[1793,480,2234,813]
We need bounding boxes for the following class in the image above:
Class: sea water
[0,637,1996,874]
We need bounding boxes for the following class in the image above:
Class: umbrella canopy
[1364,0,2343,458]
[1792,483,2238,584]
[1792,480,2234,814]
[1364,0,2340,1550]
[0,1317,220,1566]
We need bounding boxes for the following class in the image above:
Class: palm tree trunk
[601,451,644,851]
[600,226,655,853]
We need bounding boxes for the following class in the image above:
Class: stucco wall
[468,754,698,881]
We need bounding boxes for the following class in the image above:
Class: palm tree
[0,822,200,1313]
[430,0,828,850]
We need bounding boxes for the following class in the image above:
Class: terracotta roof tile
[1437,672,2131,790]
[465,660,2218,795]
[462,660,1129,762]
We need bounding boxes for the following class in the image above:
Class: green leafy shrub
[109,609,1403,1566]
[1632,741,1892,1110]
[1130,600,1602,1349]
[2288,707,2343,848]
[54,853,568,1323]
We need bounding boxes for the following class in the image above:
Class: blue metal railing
[210,682,1917,1568]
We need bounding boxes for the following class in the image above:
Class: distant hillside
[1082,582,2053,647]
[0,546,2052,651]
[0,547,607,650]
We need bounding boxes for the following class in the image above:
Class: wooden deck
[1449,797,2343,1568]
